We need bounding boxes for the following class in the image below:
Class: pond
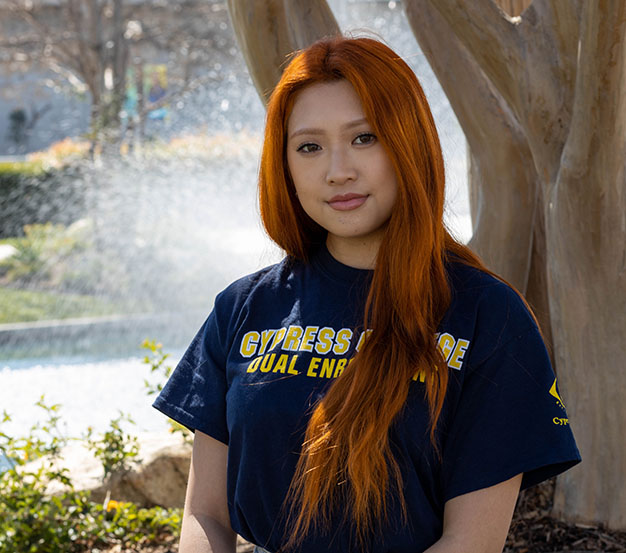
[0,354,177,439]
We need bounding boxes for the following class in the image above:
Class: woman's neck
[325,235,381,269]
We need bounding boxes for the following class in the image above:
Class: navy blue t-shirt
[153,246,580,552]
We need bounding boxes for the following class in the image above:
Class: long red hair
[259,36,486,547]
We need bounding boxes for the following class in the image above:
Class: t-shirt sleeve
[442,323,581,502]
[152,303,229,445]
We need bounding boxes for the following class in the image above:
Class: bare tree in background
[1,0,230,151]
[228,0,626,531]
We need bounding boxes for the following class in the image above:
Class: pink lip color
[327,193,368,211]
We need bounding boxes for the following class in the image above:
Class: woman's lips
[327,193,368,211]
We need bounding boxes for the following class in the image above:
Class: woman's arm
[179,430,237,553]
[424,473,523,553]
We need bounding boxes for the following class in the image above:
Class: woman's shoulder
[443,259,539,347]
[446,259,519,301]
[213,255,303,311]
[217,257,282,294]
[446,258,519,296]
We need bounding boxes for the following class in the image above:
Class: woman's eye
[353,133,377,145]
[296,143,321,153]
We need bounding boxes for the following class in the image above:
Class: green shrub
[0,219,141,302]
[142,339,192,443]
[0,217,162,308]
[0,164,86,239]
[0,398,181,553]
[0,222,82,283]
[142,339,173,396]
[85,413,140,481]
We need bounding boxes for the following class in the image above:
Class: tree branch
[7,0,81,71]
[26,103,52,131]
[546,0,582,40]
[86,0,104,96]
[0,36,42,51]
[540,0,581,72]
[47,60,89,93]
[559,1,626,198]
[519,0,580,117]
[427,0,580,182]
[553,0,626,296]
[405,0,537,293]
[424,0,525,114]
[227,0,340,103]
[284,0,340,49]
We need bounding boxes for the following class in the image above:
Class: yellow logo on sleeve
[550,378,570,426]
[549,378,566,410]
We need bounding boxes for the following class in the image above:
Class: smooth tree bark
[227,0,626,529]
[545,2,626,526]
[403,0,543,321]
[227,0,340,104]
[413,0,625,529]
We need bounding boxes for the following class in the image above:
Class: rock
[23,431,192,508]
[106,432,192,508]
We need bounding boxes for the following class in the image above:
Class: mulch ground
[100,479,625,552]
[504,479,626,552]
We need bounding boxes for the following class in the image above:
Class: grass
[0,286,131,324]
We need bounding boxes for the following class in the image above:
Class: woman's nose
[326,148,357,185]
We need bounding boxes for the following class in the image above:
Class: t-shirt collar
[310,244,374,283]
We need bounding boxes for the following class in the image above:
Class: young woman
[154,36,580,553]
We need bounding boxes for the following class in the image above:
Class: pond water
[0,354,178,439]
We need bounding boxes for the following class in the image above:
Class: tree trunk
[84,0,106,149]
[404,0,625,528]
[405,0,556,359]
[110,0,129,143]
[496,0,532,17]
[547,2,626,528]
[135,60,146,151]
[228,0,626,529]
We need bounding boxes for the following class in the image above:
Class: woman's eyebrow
[288,117,369,140]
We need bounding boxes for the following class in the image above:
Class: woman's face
[286,80,398,268]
